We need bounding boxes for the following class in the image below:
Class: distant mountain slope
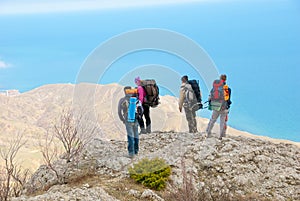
[0,83,299,170]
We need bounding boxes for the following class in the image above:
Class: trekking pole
[201,100,210,110]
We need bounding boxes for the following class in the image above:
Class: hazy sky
[0,0,299,141]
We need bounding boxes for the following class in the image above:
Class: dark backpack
[188,80,202,111]
[188,80,202,102]
[141,79,160,107]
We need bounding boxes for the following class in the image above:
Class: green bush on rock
[128,158,171,190]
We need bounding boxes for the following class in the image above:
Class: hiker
[206,74,232,140]
[118,86,143,158]
[135,76,152,134]
[178,75,198,133]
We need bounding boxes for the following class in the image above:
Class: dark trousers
[139,104,151,129]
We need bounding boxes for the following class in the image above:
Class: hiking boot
[146,126,151,134]
[140,128,147,134]
[125,154,134,159]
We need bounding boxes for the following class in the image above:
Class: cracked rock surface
[13,132,300,201]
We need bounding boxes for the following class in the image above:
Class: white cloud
[0,60,11,69]
[0,0,215,15]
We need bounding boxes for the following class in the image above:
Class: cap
[134,76,141,84]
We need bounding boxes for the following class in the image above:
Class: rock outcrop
[13,131,300,201]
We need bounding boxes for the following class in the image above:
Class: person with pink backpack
[135,76,152,134]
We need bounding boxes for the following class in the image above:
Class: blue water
[0,1,299,141]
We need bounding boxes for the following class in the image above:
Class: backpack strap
[211,79,225,101]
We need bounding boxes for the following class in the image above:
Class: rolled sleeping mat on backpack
[128,97,137,123]
[125,88,138,96]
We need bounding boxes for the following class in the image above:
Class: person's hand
[227,100,232,109]
[199,103,203,109]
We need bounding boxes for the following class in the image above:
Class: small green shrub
[128,158,171,190]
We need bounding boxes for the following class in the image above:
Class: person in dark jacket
[135,76,151,134]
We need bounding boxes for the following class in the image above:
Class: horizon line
[0,0,224,15]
